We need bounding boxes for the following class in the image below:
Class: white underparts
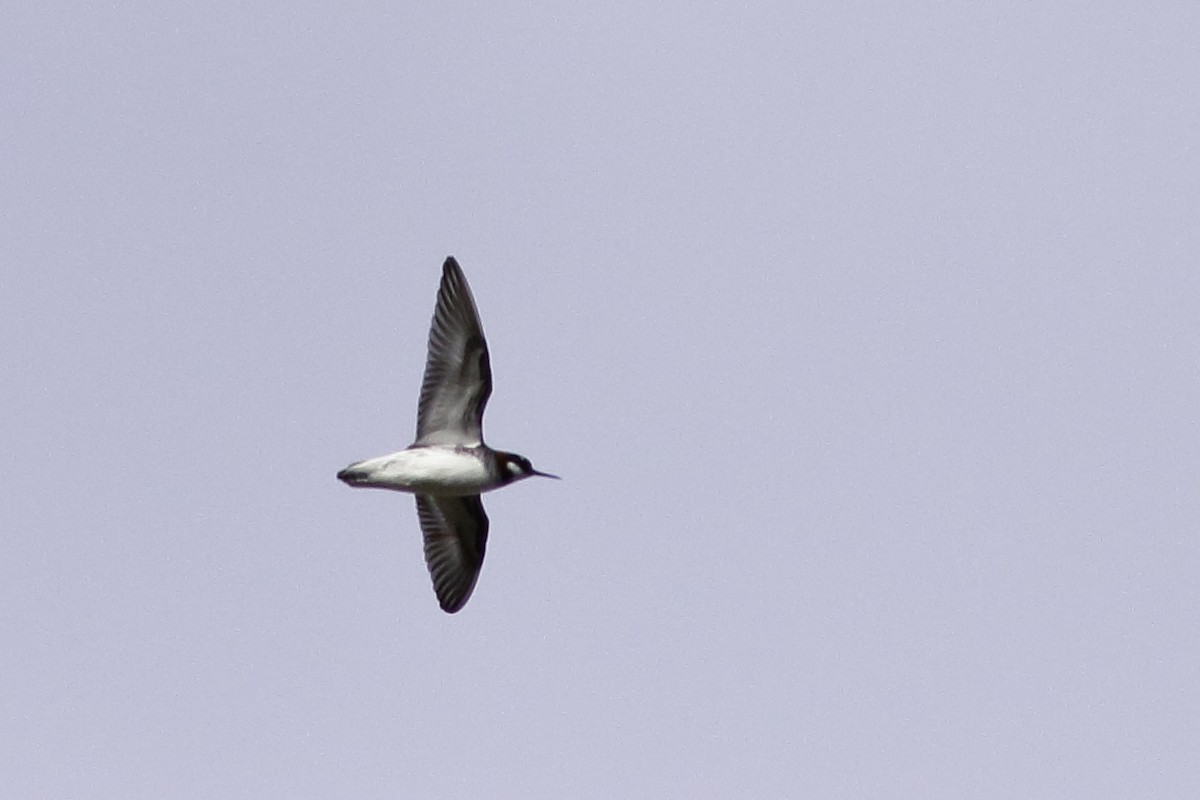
[343,447,493,496]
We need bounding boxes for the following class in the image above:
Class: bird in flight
[337,257,557,613]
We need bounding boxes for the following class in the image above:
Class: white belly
[343,447,492,495]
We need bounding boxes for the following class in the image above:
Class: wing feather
[415,494,489,613]
[415,257,492,446]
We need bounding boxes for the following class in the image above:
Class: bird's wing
[415,257,492,446]
[415,494,489,613]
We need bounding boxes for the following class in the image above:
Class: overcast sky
[3,3,1198,797]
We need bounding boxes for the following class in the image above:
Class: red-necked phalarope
[338,257,557,613]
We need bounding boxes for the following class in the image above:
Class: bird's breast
[341,447,494,495]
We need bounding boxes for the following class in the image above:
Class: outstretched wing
[415,257,492,446]
[415,494,489,613]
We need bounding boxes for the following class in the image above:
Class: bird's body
[339,447,492,495]
[338,446,530,496]
[337,257,556,613]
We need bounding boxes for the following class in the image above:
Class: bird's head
[498,452,560,484]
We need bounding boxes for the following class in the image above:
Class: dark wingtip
[436,587,469,613]
[337,466,362,484]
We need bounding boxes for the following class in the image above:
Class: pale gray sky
[3,3,1198,797]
